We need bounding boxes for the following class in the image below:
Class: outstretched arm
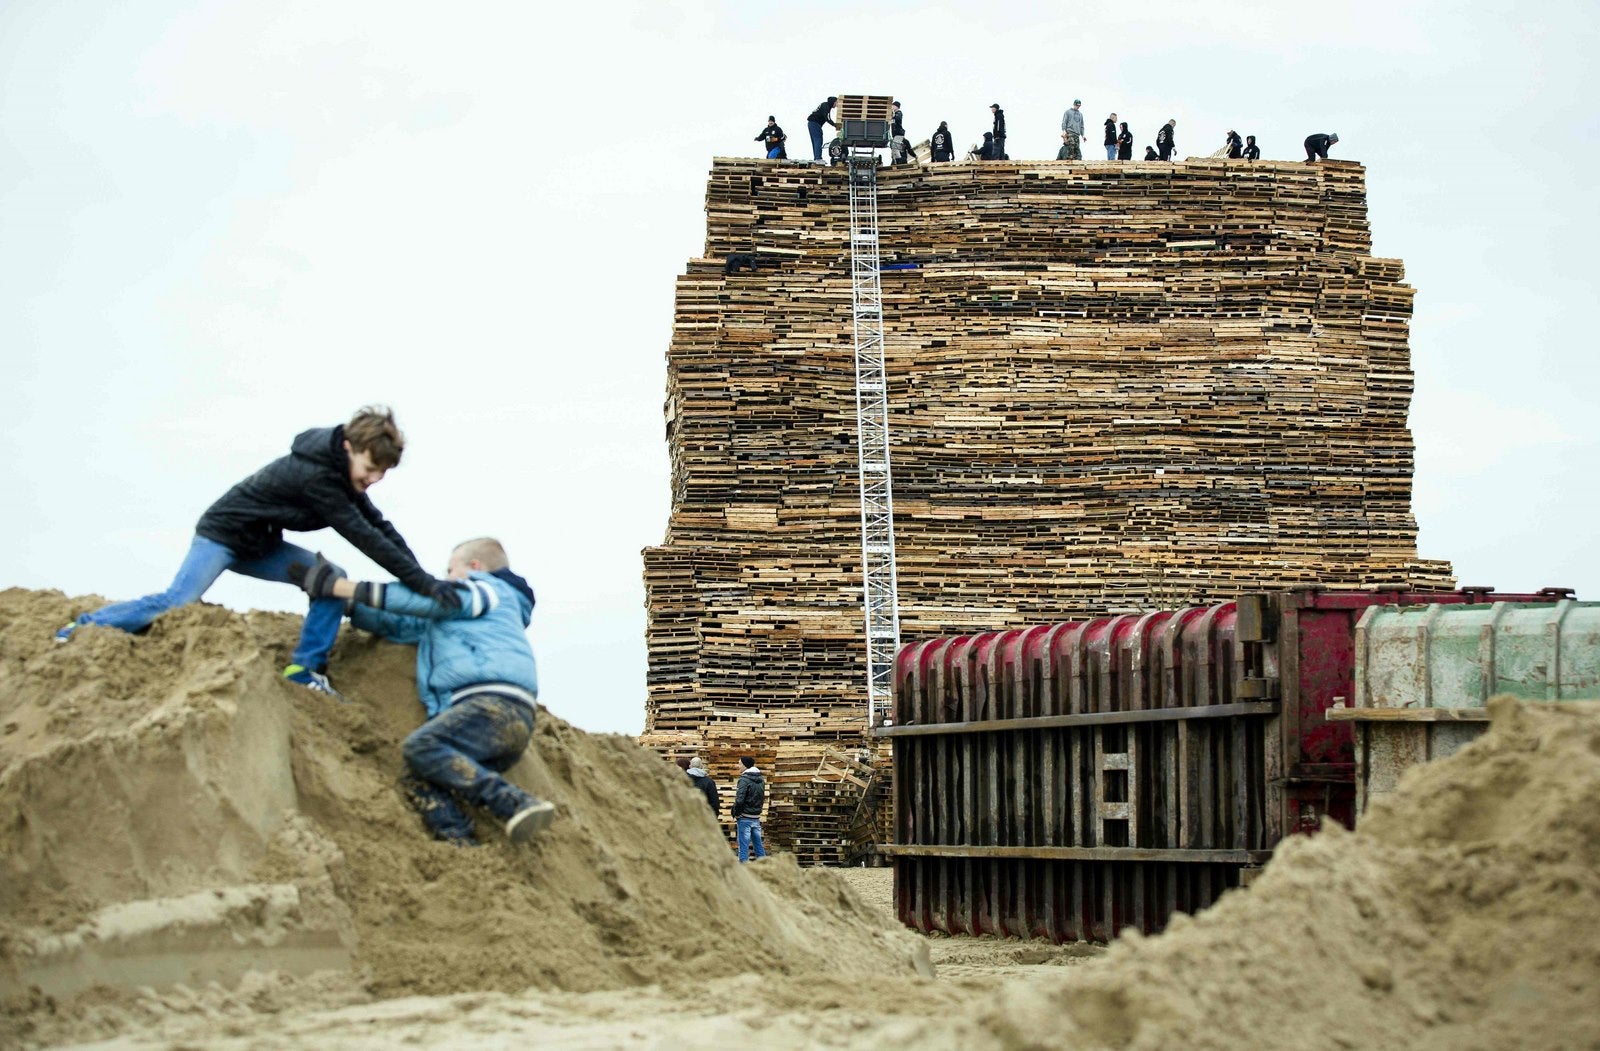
[291,559,495,622]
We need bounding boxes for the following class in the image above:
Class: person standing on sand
[687,756,721,814]
[732,756,768,862]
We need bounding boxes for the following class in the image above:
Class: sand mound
[924,696,1600,1050]
[0,589,927,1044]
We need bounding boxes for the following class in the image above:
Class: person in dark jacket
[293,537,555,845]
[754,116,786,159]
[1144,145,1160,160]
[806,97,837,161]
[732,756,768,861]
[975,131,996,161]
[1304,132,1339,162]
[891,101,905,138]
[989,103,1007,160]
[1156,119,1176,160]
[1104,113,1119,160]
[687,756,721,814]
[1117,122,1133,160]
[930,121,954,162]
[57,406,456,695]
[1243,134,1261,161]
[1225,129,1243,158]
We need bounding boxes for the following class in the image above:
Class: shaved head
[451,537,509,571]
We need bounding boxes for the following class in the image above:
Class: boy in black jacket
[732,755,768,861]
[58,406,457,695]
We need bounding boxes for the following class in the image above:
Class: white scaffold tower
[837,94,902,727]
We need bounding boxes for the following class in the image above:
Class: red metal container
[876,587,1570,941]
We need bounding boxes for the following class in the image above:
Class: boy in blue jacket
[291,536,555,845]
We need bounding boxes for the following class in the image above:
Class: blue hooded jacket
[349,568,538,718]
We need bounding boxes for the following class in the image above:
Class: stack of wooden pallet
[642,157,1454,859]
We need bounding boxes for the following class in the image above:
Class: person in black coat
[1304,132,1339,162]
[1156,119,1176,160]
[892,101,905,138]
[58,406,458,695]
[732,756,768,861]
[1104,115,1119,160]
[754,116,786,159]
[686,757,721,814]
[930,121,954,162]
[989,103,1007,159]
[1225,129,1243,158]
[1117,122,1133,160]
[806,97,837,161]
[1144,145,1160,161]
[1243,134,1260,161]
[976,131,996,161]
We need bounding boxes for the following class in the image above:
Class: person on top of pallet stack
[1104,111,1119,159]
[975,131,997,161]
[731,756,768,862]
[1117,121,1134,160]
[1059,98,1085,159]
[989,102,1007,159]
[289,537,556,847]
[1244,134,1261,161]
[1304,132,1340,162]
[1225,129,1244,158]
[1157,118,1177,160]
[891,100,905,138]
[754,116,787,159]
[806,97,837,162]
[930,121,954,162]
[687,756,721,814]
[1144,144,1160,160]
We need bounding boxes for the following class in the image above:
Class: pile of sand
[0,588,928,1046]
[5,585,1598,1049]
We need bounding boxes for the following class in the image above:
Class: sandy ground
[4,589,1599,1049]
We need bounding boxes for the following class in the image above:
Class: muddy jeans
[401,692,537,842]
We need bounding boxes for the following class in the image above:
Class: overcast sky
[3,1,1595,735]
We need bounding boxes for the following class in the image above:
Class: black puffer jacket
[732,767,766,818]
[195,425,432,592]
[689,772,721,813]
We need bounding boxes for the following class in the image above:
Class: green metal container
[1335,600,1600,812]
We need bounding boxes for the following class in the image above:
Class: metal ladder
[845,152,901,726]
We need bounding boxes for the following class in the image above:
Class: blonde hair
[345,405,404,468]
[453,537,509,571]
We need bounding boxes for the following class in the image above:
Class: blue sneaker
[282,665,346,702]
[55,622,78,644]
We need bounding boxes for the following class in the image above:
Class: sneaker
[282,664,346,702]
[505,799,557,844]
[54,623,78,644]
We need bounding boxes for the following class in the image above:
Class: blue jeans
[807,120,824,160]
[402,693,537,842]
[1106,143,1118,160]
[76,534,343,671]
[736,816,766,862]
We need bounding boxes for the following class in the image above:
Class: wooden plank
[1324,707,1491,722]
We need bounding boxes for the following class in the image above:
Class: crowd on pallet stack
[753,95,1339,166]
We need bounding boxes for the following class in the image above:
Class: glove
[428,578,464,610]
[287,555,347,599]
